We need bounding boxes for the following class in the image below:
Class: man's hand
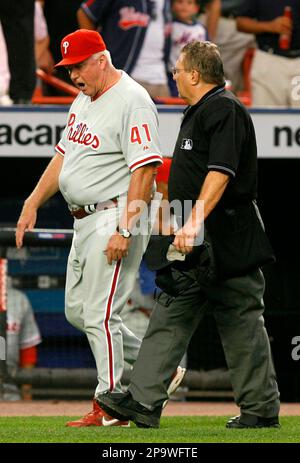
[173,220,200,254]
[16,203,37,249]
[105,232,131,265]
[15,152,63,249]
[268,16,292,35]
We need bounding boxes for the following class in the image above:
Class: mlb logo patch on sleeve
[181,139,193,150]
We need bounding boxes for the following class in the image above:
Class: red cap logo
[62,41,70,55]
[55,29,106,67]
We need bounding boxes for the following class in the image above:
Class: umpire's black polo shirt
[168,85,258,211]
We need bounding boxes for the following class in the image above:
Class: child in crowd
[169,0,208,95]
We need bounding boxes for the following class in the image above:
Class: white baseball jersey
[6,288,41,377]
[169,20,208,70]
[57,70,163,396]
[56,71,162,206]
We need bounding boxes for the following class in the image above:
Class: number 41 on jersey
[130,124,152,144]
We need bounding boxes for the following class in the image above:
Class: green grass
[0,416,299,443]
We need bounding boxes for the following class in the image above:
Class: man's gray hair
[92,49,112,64]
[181,41,225,86]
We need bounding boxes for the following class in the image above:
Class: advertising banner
[1,107,300,158]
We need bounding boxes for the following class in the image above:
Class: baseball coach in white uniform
[15,29,166,427]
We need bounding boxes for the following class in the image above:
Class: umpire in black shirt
[97,41,280,429]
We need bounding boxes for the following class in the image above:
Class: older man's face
[173,54,192,100]
[66,55,105,98]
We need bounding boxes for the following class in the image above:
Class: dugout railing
[32,67,252,107]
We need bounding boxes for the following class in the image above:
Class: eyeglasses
[171,67,194,77]
[171,67,188,76]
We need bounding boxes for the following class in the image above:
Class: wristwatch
[116,226,132,238]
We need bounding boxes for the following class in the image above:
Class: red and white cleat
[66,399,130,427]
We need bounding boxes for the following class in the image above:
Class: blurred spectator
[122,158,173,339]
[4,286,41,401]
[168,0,208,96]
[122,157,187,376]
[122,265,156,341]
[199,0,221,40]
[200,1,255,93]
[214,1,255,93]
[156,156,172,200]
[123,157,187,375]
[77,0,172,98]
[122,159,173,340]
[237,0,300,107]
[42,0,82,94]
[0,2,52,105]
[155,157,177,235]
[0,22,11,105]
[34,1,54,74]
[0,0,36,104]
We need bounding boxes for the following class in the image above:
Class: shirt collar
[183,84,226,115]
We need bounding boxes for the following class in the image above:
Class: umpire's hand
[173,220,200,255]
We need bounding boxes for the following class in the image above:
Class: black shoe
[226,413,280,429]
[96,391,162,429]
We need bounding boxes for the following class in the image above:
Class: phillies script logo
[118,7,149,30]
[67,113,100,150]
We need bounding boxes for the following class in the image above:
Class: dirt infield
[0,401,299,417]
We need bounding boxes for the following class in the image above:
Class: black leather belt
[69,197,118,219]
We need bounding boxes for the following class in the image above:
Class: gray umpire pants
[128,268,280,418]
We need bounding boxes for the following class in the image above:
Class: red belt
[70,197,118,219]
